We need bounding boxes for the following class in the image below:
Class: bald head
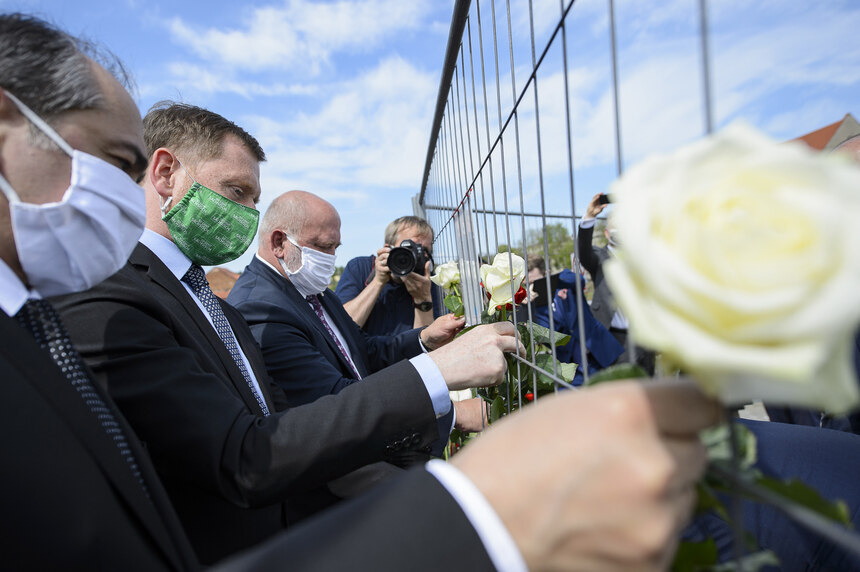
[834,135,860,164]
[259,190,341,273]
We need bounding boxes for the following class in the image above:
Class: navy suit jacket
[228,257,453,463]
[228,257,424,405]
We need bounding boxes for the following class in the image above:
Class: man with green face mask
[51,101,527,564]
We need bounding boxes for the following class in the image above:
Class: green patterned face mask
[162,179,259,266]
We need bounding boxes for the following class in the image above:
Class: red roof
[792,119,843,151]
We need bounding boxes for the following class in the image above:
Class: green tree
[525,222,575,272]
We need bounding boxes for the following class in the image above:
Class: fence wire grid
[418,0,716,393]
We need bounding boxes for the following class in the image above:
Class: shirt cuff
[425,460,528,572]
[417,328,430,353]
[409,353,451,418]
[580,217,596,228]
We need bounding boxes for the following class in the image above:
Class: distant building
[206,267,240,300]
[791,113,859,152]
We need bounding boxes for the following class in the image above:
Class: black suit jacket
[577,224,615,329]
[1,310,495,571]
[52,243,441,563]
[0,310,198,572]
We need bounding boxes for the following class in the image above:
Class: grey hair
[259,192,310,244]
[384,215,434,246]
[0,13,134,146]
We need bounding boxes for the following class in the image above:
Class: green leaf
[702,422,758,470]
[526,321,570,346]
[584,363,649,385]
[671,539,718,572]
[756,476,852,527]
[489,395,505,423]
[708,550,780,572]
[695,482,730,521]
[444,293,464,316]
[533,353,576,388]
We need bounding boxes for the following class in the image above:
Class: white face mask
[279,234,337,297]
[0,91,146,297]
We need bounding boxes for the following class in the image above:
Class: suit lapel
[0,312,188,570]
[252,259,361,378]
[222,298,277,407]
[131,244,272,414]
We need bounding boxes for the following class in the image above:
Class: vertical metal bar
[475,0,501,256]
[466,12,493,263]
[559,0,590,385]
[505,0,537,404]
[699,0,714,135]
[607,0,637,366]
[526,0,560,388]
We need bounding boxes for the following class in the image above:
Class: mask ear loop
[160,157,196,216]
[2,91,74,157]
[284,234,305,273]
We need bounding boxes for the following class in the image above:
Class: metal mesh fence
[418,0,718,394]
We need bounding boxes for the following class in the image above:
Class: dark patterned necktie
[306,294,361,379]
[182,264,270,416]
[15,298,150,497]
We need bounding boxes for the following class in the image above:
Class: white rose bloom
[431,260,461,290]
[480,253,526,315]
[604,124,860,413]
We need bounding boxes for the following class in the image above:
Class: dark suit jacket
[52,243,441,564]
[0,309,198,572]
[577,224,615,329]
[1,310,495,571]
[227,257,424,404]
[228,257,453,472]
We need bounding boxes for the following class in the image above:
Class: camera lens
[388,247,416,276]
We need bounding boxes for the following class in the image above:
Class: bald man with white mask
[229,191,490,462]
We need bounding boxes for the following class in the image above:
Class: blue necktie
[182,264,270,416]
[16,298,150,497]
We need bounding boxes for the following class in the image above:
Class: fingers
[486,321,526,356]
[642,378,722,436]
[661,438,707,496]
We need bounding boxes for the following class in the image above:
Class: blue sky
[2,0,857,271]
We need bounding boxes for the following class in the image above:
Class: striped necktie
[182,264,270,416]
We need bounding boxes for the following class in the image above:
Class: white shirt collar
[140,228,193,281]
[255,253,284,279]
[0,258,39,316]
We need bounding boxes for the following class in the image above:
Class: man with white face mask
[228,192,490,466]
[0,13,200,570]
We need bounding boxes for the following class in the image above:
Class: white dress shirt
[140,229,269,402]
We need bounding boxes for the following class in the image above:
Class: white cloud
[168,0,431,75]
[252,55,437,190]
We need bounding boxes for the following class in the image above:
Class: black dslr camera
[388,239,433,277]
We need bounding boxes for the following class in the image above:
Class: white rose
[431,260,461,290]
[604,124,860,413]
[480,252,526,315]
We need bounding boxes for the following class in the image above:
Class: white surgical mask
[0,90,146,297]
[279,234,337,297]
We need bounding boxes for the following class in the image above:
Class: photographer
[336,216,441,335]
